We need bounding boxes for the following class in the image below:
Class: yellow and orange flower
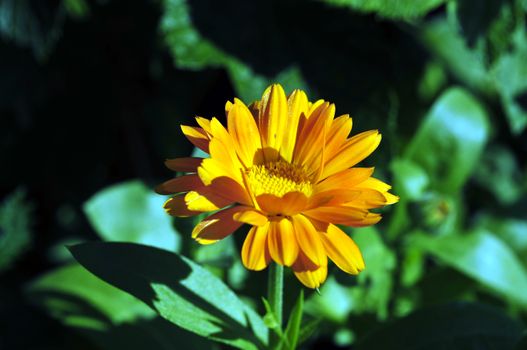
[157,84,398,288]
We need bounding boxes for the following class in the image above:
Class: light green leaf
[0,189,32,273]
[29,264,155,329]
[69,242,268,349]
[323,0,446,20]
[412,230,527,308]
[83,180,180,252]
[160,0,308,102]
[422,19,493,95]
[304,276,352,323]
[391,159,429,201]
[405,87,489,194]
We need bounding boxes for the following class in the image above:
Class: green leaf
[160,0,309,102]
[0,189,32,273]
[69,242,268,350]
[391,159,429,201]
[412,230,527,308]
[405,87,489,194]
[83,180,180,252]
[29,264,155,329]
[304,276,353,323]
[350,227,396,319]
[422,19,493,95]
[297,318,321,346]
[281,290,304,350]
[474,145,524,204]
[491,29,527,134]
[29,264,211,350]
[356,302,524,350]
[322,0,447,20]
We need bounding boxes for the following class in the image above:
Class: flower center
[246,161,313,198]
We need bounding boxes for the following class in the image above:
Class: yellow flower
[157,84,398,288]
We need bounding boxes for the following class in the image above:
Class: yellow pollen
[246,161,313,197]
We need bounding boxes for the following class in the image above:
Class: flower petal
[324,114,352,160]
[181,125,210,153]
[281,89,309,162]
[315,167,374,192]
[267,218,299,266]
[233,209,268,226]
[185,187,231,212]
[303,206,369,226]
[227,100,262,168]
[165,157,204,172]
[322,130,381,179]
[241,223,271,270]
[192,206,245,245]
[155,174,202,195]
[307,189,361,209]
[257,192,309,216]
[292,215,327,267]
[163,195,200,217]
[292,250,328,289]
[319,224,365,274]
[258,84,288,155]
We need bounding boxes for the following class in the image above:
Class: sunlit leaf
[83,180,181,252]
[322,0,447,20]
[29,264,155,329]
[412,230,527,308]
[69,242,268,349]
[356,302,524,350]
[0,189,32,273]
[405,87,489,194]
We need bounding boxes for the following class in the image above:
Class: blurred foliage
[1,0,527,349]
[0,188,33,273]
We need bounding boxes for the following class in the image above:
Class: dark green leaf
[322,0,447,20]
[0,0,65,60]
[282,290,303,350]
[69,242,268,349]
[160,0,308,102]
[405,87,489,194]
[0,189,32,273]
[412,230,527,308]
[356,302,524,350]
[83,181,181,252]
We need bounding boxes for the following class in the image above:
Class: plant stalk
[267,263,283,349]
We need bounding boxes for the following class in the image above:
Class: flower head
[157,84,398,288]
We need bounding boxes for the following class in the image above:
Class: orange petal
[233,209,268,226]
[303,206,368,226]
[292,250,328,289]
[165,157,203,172]
[155,174,202,195]
[241,223,271,270]
[227,100,262,168]
[292,215,327,267]
[163,195,200,217]
[258,84,288,156]
[315,167,374,192]
[257,192,309,216]
[324,114,352,161]
[267,218,299,266]
[322,130,381,179]
[281,89,309,162]
[208,176,253,206]
[181,125,210,153]
[185,187,231,212]
[192,206,245,245]
[307,189,361,209]
[319,224,365,274]
[208,136,244,181]
[195,117,212,134]
[294,102,334,169]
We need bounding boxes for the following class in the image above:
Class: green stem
[267,263,283,349]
